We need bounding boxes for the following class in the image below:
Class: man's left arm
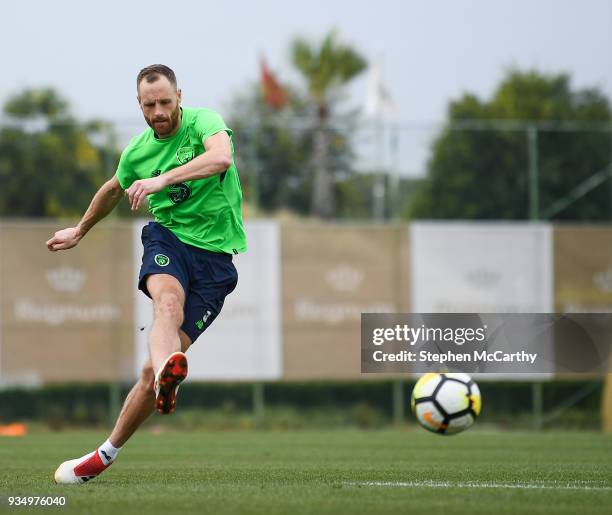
[126,131,232,210]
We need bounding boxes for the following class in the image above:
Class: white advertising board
[410,222,554,380]
[411,222,553,313]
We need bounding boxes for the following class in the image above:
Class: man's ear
[177,89,182,104]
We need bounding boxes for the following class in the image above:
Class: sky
[1,0,610,175]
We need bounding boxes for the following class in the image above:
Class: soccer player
[47,64,247,484]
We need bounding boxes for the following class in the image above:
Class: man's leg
[111,274,191,446]
[146,274,186,373]
[146,274,190,414]
[54,274,192,484]
[109,274,191,447]
[109,330,192,448]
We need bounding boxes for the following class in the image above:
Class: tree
[411,70,612,221]
[0,88,117,217]
[227,82,314,214]
[227,67,359,217]
[291,30,367,218]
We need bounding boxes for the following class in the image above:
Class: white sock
[98,439,121,465]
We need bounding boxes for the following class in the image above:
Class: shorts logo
[176,146,195,164]
[154,254,170,267]
[195,310,212,330]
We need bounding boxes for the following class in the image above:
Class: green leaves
[0,88,116,217]
[4,88,70,119]
[229,30,366,217]
[290,30,367,217]
[291,30,367,105]
[411,69,612,221]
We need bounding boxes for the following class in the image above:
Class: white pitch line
[346,481,612,491]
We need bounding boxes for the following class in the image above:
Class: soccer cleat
[154,351,188,414]
[54,451,112,485]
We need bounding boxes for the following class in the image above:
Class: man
[48,64,247,484]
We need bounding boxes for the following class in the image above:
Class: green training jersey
[115,106,247,254]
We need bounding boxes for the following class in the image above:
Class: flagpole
[390,123,400,220]
[365,59,394,222]
[373,117,386,221]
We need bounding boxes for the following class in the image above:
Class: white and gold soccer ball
[411,373,481,435]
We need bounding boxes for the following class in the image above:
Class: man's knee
[153,291,184,322]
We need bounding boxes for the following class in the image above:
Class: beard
[145,105,181,137]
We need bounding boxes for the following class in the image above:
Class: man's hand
[46,227,83,252]
[126,175,168,210]
[45,176,123,253]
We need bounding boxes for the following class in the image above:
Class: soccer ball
[411,373,481,435]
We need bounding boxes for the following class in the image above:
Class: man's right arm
[46,175,124,252]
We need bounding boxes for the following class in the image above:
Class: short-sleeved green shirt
[115,106,247,254]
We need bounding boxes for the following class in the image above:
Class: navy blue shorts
[138,222,238,344]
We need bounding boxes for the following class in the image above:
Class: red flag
[260,58,287,109]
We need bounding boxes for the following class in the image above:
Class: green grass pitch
[1,430,611,515]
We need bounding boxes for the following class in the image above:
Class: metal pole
[0,222,4,386]
[373,120,386,221]
[389,125,400,220]
[532,382,543,431]
[106,126,122,425]
[107,279,121,424]
[609,129,612,220]
[392,379,404,426]
[253,382,265,428]
[109,382,121,426]
[527,125,539,220]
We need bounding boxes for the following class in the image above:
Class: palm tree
[291,31,366,218]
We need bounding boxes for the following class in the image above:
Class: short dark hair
[136,64,177,93]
